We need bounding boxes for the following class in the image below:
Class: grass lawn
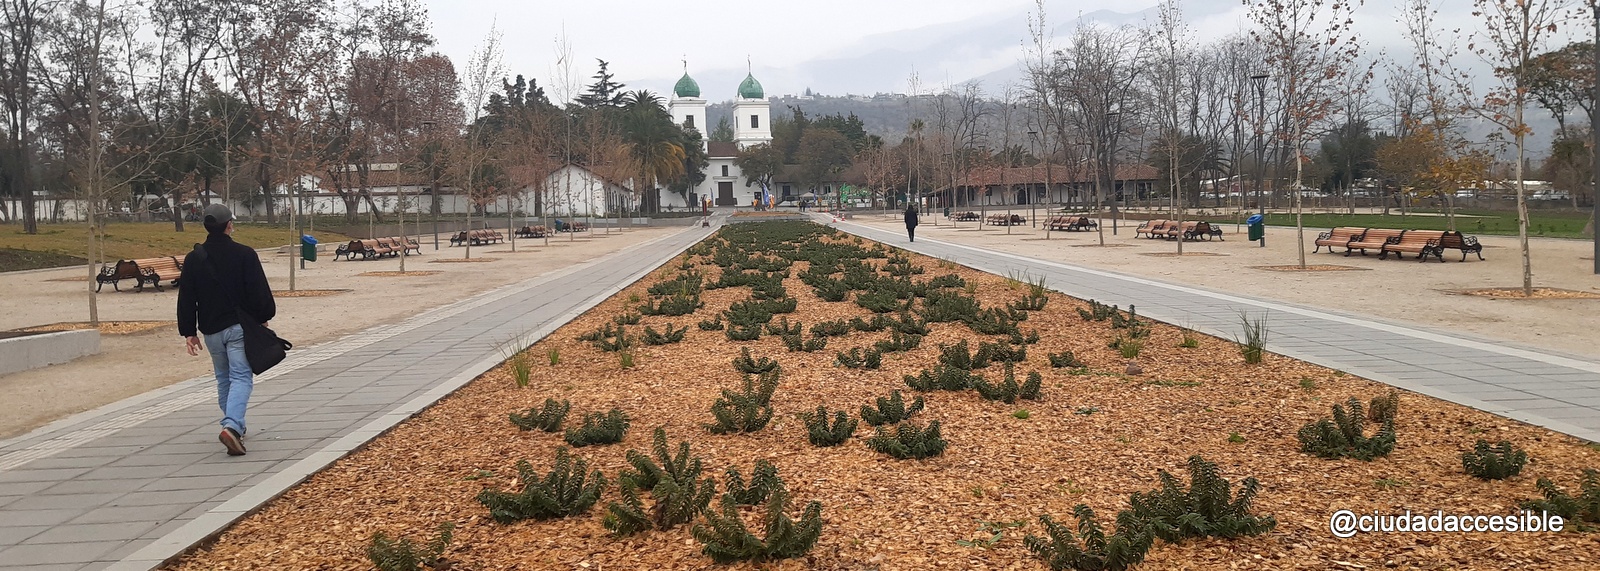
[1264,209,1594,239]
[0,223,351,272]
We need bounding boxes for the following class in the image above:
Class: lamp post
[286,87,304,292]
[1592,2,1599,274]
[1250,73,1269,248]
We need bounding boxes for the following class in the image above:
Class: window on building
[721,165,729,177]
[685,115,695,129]
[782,185,791,194]
[750,115,759,129]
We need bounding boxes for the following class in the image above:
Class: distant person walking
[178,204,276,456]
[904,204,919,242]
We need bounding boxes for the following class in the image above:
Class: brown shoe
[220,428,246,456]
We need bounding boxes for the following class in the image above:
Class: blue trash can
[300,234,318,262]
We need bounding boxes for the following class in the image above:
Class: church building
[668,68,771,207]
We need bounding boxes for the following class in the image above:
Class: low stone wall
[0,329,101,376]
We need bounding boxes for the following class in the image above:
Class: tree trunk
[1515,102,1532,297]
[170,186,185,232]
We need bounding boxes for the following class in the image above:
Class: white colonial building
[668,69,772,207]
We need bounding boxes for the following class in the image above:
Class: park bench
[396,236,422,255]
[1163,221,1200,240]
[553,220,589,233]
[96,260,142,291]
[1343,228,1404,257]
[1420,231,1486,262]
[516,225,548,238]
[1067,217,1098,231]
[951,211,981,222]
[132,256,183,292]
[985,214,1025,226]
[1135,219,1168,238]
[334,240,364,261]
[360,239,396,259]
[1046,216,1073,231]
[1379,229,1446,260]
[379,236,416,256]
[450,229,504,245]
[1313,227,1367,254]
[1182,221,1221,241]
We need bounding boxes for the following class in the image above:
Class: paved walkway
[0,222,716,571]
[828,217,1600,444]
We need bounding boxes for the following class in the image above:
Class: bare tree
[1051,21,1147,245]
[1452,0,1574,295]
[454,24,504,259]
[1247,0,1366,268]
[1150,0,1192,253]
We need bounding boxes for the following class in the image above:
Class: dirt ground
[0,227,680,439]
[850,213,1600,358]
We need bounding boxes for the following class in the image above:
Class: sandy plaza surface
[848,212,1600,358]
[0,226,682,439]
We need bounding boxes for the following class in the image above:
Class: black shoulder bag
[192,244,292,374]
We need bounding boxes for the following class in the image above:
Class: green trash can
[300,234,318,262]
[1246,214,1265,241]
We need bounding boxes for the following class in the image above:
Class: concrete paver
[0,221,714,570]
[828,217,1600,443]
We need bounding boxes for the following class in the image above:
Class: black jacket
[177,233,276,337]
[904,208,919,228]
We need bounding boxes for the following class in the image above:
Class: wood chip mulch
[163,232,1600,571]
[1070,243,1137,247]
[273,289,351,298]
[357,271,444,277]
[1453,287,1600,300]
[429,258,499,263]
[17,320,174,335]
[1252,265,1370,272]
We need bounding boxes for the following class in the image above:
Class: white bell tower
[732,66,771,150]
[667,61,707,152]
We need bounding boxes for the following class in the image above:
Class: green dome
[737,73,764,99]
[673,73,700,98]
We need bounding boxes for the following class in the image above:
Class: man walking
[904,204,919,242]
[178,204,276,456]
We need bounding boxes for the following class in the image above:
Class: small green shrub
[732,347,780,374]
[926,273,965,289]
[613,311,642,325]
[1024,505,1153,571]
[509,398,570,432]
[861,390,925,426]
[834,347,882,369]
[1109,334,1143,359]
[810,319,852,337]
[937,339,987,370]
[508,352,532,389]
[366,522,454,571]
[705,371,780,434]
[564,409,630,447]
[1125,455,1277,542]
[698,316,725,331]
[1369,390,1399,423]
[639,291,704,316]
[1013,409,1031,419]
[1009,291,1048,312]
[604,427,716,536]
[476,447,607,522]
[1009,329,1041,345]
[1518,469,1600,531]
[594,324,633,352]
[905,364,980,392]
[641,323,689,345]
[764,316,802,336]
[724,459,781,506]
[888,311,930,335]
[693,484,823,563]
[1021,371,1043,400]
[1297,398,1395,461]
[866,420,947,459]
[855,289,904,313]
[965,307,1022,335]
[975,340,1026,365]
[850,314,889,332]
[1462,440,1528,480]
[725,323,761,341]
[974,363,1026,404]
[921,289,982,323]
[1076,299,1117,322]
[1048,351,1084,368]
[547,347,560,366]
[811,278,850,301]
[1228,432,1245,444]
[801,405,858,447]
[1235,311,1269,364]
[1178,329,1200,348]
[872,330,923,353]
[619,351,635,369]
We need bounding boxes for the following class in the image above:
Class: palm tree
[619,90,686,214]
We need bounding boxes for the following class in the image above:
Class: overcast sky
[417,0,1579,104]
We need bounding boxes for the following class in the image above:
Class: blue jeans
[204,324,252,436]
